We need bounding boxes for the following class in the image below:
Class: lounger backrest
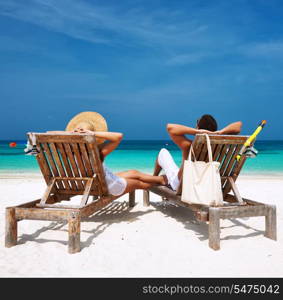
[177,134,250,198]
[30,132,108,196]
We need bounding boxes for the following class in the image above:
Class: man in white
[154,114,242,191]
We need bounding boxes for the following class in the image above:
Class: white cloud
[2,0,281,67]
[166,52,210,65]
[0,0,209,48]
[0,0,111,43]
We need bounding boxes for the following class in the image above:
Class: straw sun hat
[66,111,108,144]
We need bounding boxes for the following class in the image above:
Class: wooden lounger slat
[207,144,216,162]
[56,143,78,190]
[198,143,208,161]
[220,145,239,194]
[222,144,239,176]
[63,143,84,190]
[220,145,236,177]
[195,143,205,160]
[71,143,87,179]
[226,153,241,178]
[86,143,108,196]
[196,135,249,144]
[219,145,235,176]
[79,143,93,177]
[36,134,96,144]
[228,138,251,188]
[39,178,56,206]
[216,144,229,167]
[80,178,94,207]
[35,143,52,184]
[54,176,98,181]
[41,143,65,190]
[222,156,247,197]
[49,143,71,190]
[85,143,102,196]
[221,144,243,194]
[213,144,223,161]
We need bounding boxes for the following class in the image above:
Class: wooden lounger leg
[143,190,150,207]
[265,205,277,241]
[5,207,18,248]
[208,207,220,250]
[68,212,81,254]
[129,191,135,207]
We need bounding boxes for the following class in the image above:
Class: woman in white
[40,111,166,197]
[74,128,166,197]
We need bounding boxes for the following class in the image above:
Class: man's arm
[167,124,193,158]
[216,121,242,135]
[167,124,213,136]
[167,124,211,159]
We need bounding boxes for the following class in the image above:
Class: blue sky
[0,0,282,140]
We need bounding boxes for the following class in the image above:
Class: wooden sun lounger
[5,132,135,253]
[143,134,277,250]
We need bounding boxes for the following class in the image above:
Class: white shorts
[158,148,180,191]
[108,177,127,196]
[103,164,127,196]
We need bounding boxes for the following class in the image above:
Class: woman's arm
[71,128,123,158]
[91,131,123,158]
[215,121,242,135]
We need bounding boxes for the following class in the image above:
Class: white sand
[0,174,282,277]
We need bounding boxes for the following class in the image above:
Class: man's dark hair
[197,114,218,131]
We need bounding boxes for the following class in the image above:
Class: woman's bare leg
[122,178,154,194]
[116,170,166,185]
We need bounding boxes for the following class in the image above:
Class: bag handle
[188,144,196,162]
[188,134,213,162]
[205,134,213,162]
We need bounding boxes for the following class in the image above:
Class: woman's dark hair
[197,114,218,131]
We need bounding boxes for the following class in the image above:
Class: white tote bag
[181,134,224,206]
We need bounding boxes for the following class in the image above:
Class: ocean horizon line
[1,139,283,143]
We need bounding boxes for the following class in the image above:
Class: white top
[103,164,127,196]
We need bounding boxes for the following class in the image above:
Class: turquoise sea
[1,140,283,177]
